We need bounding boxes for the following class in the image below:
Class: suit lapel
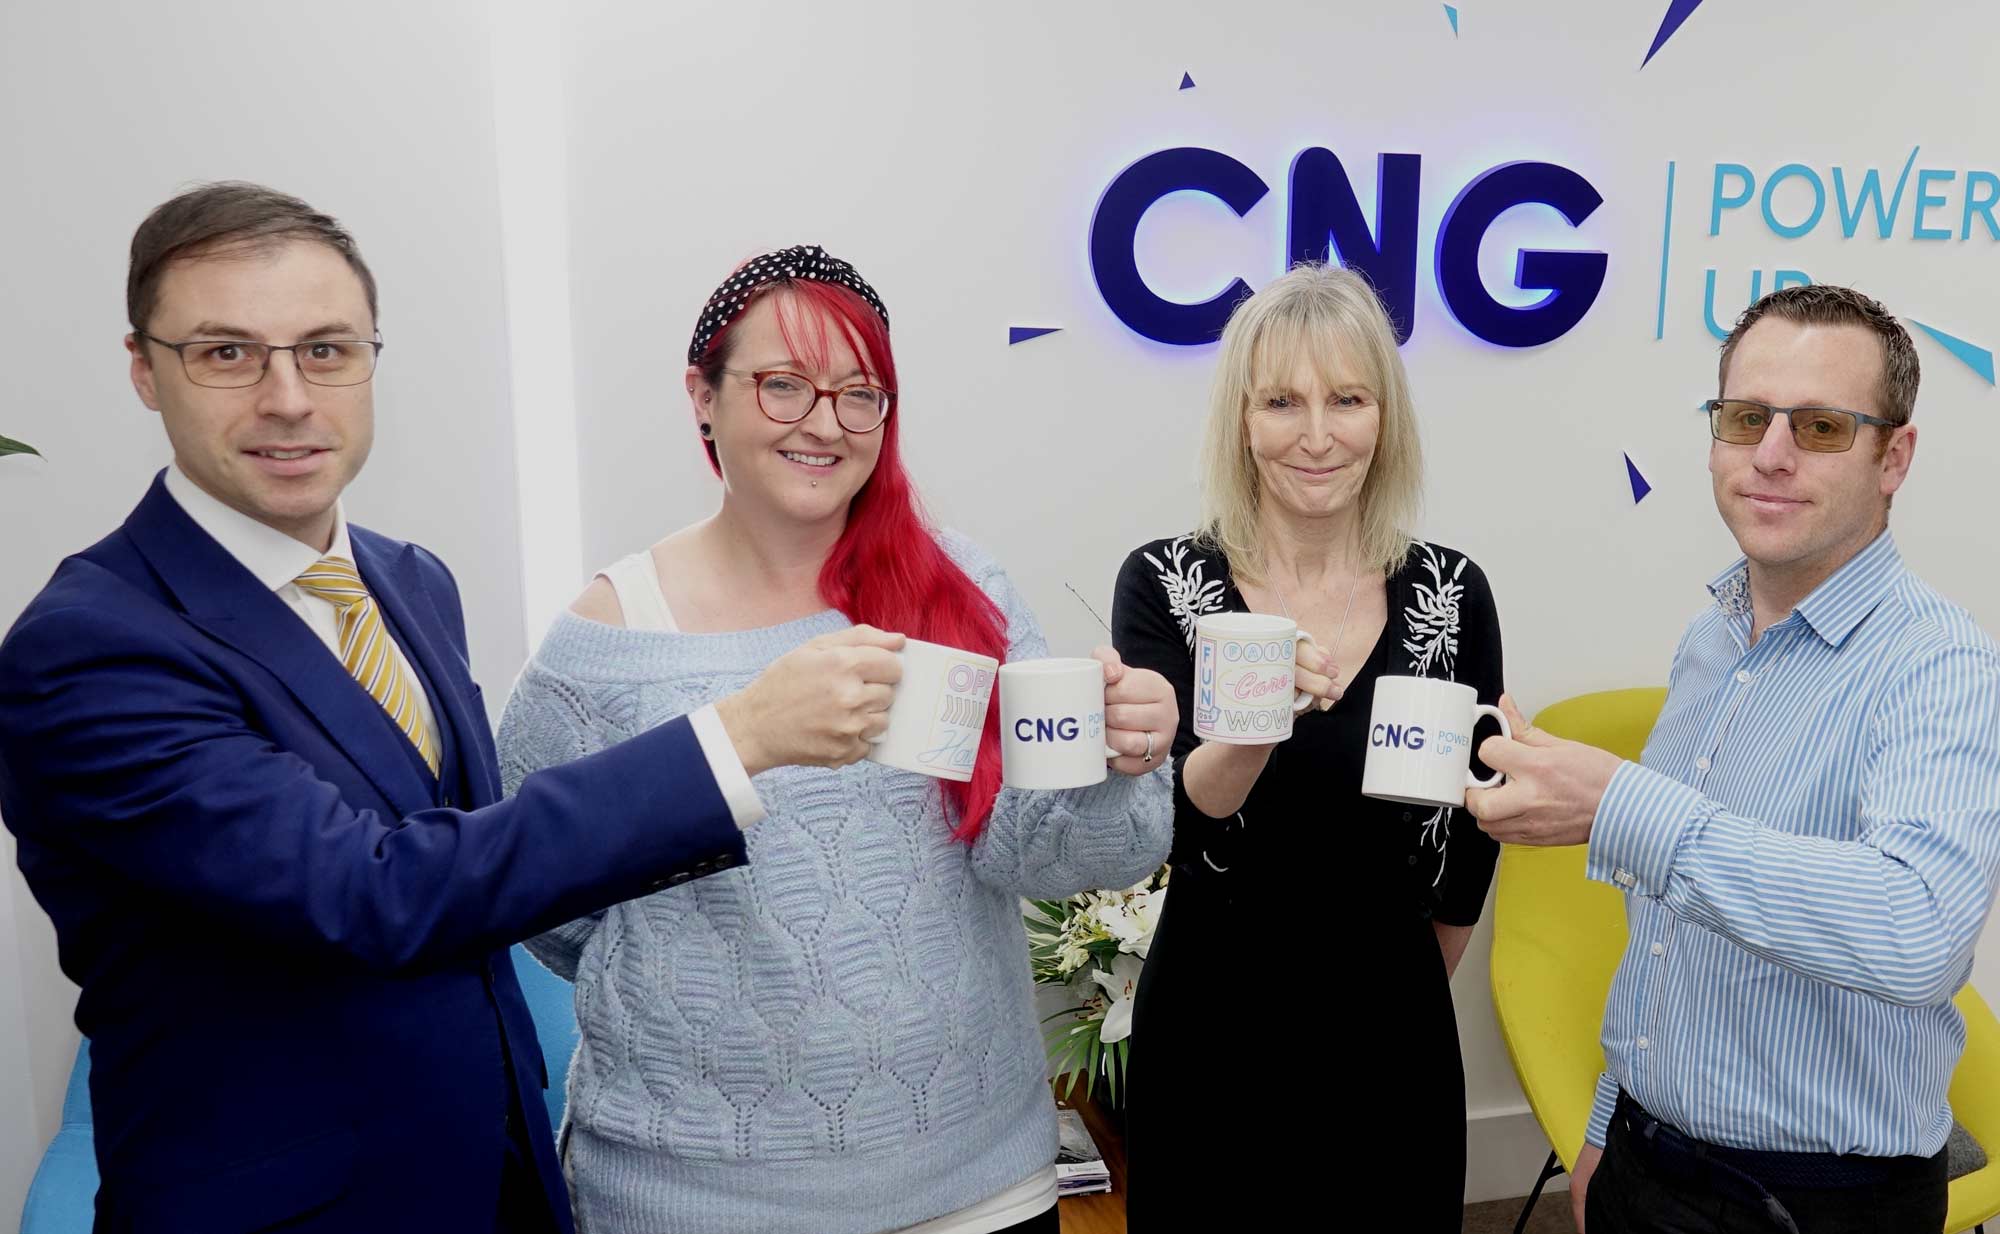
[355,532,496,805]
[121,475,435,815]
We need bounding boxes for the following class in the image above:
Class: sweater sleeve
[945,535,1176,899]
[497,654,615,981]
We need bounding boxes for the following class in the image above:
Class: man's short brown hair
[127,182,377,334]
[1717,284,1919,427]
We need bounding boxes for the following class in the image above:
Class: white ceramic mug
[999,658,1120,790]
[1191,613,1316,745]
[1359,675,1510,808]
[866,638,998,782]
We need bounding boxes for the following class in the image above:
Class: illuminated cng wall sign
[1089,146,1609,349]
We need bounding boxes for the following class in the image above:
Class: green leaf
[1084,938,1123,964]
[0,434,40,459]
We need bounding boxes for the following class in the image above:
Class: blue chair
[510,944,582,1130]
[19,946,581,1233]
[19,1036,95,1234]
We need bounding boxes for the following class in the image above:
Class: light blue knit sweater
[497,532,1173,1234]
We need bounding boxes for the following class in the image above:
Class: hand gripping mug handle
[1290,630,1318,714]
[1467,703,1512,789]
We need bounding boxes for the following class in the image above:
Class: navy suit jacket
[0,474,747,1233]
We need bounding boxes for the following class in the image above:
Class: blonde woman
[1110,263,1504,1230]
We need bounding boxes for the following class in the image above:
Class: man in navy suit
[0,182,904,1233]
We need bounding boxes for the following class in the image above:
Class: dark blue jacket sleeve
[0,603,745,972]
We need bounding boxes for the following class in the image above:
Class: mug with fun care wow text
[1191,613,1316,745]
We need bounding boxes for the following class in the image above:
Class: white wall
[2,0,1996,1220]
[0,0,526,1218]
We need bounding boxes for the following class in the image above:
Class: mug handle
[1466,703,1512,789]
[866,651,906,744]
[1291,630,1318,714]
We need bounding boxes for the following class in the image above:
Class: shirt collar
[162,463,353,593]
[1706,529,1903,648]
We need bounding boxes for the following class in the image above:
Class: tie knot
[293,556,370,608]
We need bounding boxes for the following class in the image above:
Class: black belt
[1614,1090,1943,1192]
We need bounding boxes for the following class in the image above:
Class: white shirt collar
[162,464,354,592]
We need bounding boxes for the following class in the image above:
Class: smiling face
[128,239,375,550]
[1243,343,1382,528]
[1710,317,1914,588]
[688,291,887,529]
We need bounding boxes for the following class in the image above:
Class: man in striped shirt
[1469,285,2000,1234]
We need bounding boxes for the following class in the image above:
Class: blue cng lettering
[1015,717,1083,742]
[1371,722,1427,751]
[1089,146,1608,349]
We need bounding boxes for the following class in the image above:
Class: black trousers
[1587,1094,1949,1234]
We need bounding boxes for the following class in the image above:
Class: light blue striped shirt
[1584,531,2000,1156]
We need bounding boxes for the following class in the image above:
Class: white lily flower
[1121,887,1166,959]
[1090,953,1145,1043]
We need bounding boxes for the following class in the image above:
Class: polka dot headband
[687,244,889,365]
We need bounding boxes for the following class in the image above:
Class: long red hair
[695,277,1009,840]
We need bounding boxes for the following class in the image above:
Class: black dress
[1111,534,1504,1231]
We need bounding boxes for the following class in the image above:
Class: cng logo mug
[1359,675,1510,808]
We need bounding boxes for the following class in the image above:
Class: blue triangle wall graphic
[1908,320,1996,385]
[1178,72,1196,90]
[1008,326,1061,346]
[1444,5,1459,35]
[1625,454,1653,504]
[1642,0,1706,67]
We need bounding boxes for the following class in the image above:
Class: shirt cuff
[1585,1071,1620,1148]
[1586,760,1702,898]
[687,703,766,831]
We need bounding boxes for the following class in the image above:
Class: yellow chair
[1488,687,2000,1234]
[1947,987,2000,1233]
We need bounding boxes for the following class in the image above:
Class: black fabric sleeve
[1111,542,1226,871]
[1435,557,1505,926]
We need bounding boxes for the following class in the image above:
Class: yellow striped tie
[293,556,441,776]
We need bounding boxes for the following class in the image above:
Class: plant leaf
[0,434,40,458]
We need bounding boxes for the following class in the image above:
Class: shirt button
[1735,670,1753,684]
[1694,756,1710,771]
[1650,942,1666,957]
[1636,1036,1651,1051]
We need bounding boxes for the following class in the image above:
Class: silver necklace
[1269,563,1364,681]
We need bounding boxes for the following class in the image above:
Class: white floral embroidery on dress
[1149,535,1236,872]
[1143,534,1228,651]
[1402,544,1470,888]
[1402,544,1467,678]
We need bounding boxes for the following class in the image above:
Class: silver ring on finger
[1143,730,1156,763]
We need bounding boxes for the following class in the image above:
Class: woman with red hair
[499,246,1176,1234]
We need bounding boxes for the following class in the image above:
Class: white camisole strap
[596,551,680,633]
